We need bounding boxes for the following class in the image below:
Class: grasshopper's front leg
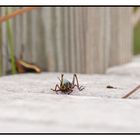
[51,84,61,94]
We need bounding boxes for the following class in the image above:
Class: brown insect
[51,74,84,94]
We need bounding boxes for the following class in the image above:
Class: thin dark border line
[0,133,140,135]
[0,5,140,7]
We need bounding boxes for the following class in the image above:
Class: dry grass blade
[6,7,17,74]
[0,7,38,24]
[122,85,140,99]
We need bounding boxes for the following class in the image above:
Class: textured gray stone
[1,72,140,132]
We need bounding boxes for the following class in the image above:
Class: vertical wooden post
[55,7,65,72]
[42,7,57,72]
[13,7,22,60]
[109,7,133,67]
[63,7,70,73]
[0,7,133,75]
[85,7,108,74]
[34,8,47,70]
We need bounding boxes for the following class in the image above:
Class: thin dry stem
[0,7,39,24]
[122,85,140,99]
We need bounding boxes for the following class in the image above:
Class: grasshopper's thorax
[60,79,72,91]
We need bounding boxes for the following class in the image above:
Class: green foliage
[6,7,17,74]
[134,22,140,55]
[133,7,139,12]
[0,24,2,76]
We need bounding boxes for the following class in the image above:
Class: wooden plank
[35,8,47,70]
[31,8,37,63]
[69,7,76,73]
[13,7,22,59]
[63,7,70,73]
[74,7,81,73]
[42,7,57,72]
[85,7,107,74]
[25,11,33,62]
[81,7,87,74]
[0,7,133,75]
[102,7,111,72]
[109,7,133,67]
[55,7,65,72]
[21,7,27,60]
[120,7,132,64]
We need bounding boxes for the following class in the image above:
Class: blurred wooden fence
[0,7,133,75]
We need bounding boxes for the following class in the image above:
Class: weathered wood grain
[85,7,108,73]
[42,7,57,72]
[109,7,133,67]
[0,7,133,75]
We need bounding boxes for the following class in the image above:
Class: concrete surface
[1,71,140,133]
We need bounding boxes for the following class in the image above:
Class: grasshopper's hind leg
[72,74,84,91]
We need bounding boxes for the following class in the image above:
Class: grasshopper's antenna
[57,77,61,81]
